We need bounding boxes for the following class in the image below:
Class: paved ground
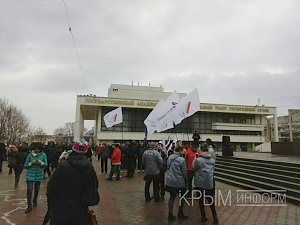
[0,156,299,225]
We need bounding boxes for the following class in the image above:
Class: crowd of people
[0,134,218,224]
[95,137,218,224]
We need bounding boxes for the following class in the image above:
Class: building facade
[74,84,279,152]
[276,109,300,142]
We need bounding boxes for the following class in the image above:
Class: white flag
[144,89,200,134]
[144,91,181,134]
[144,99,165,135]
[103,107,123,128]
[177,88,200,119]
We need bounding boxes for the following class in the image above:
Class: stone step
[215,166,300,191]
[215,171,300,199]
[215,176,300,205]
[216,160,299,178]
[216,156,300,172]
[216,163,300,184]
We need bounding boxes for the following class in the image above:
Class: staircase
[215,155,300,205]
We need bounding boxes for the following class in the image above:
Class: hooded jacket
[165,152,187,188]
[142,148,163,175]
[193,152,215,189]
[24,151,47,182]
[47,152,99,224]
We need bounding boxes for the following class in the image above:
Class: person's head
[148,141,157,150]
[9,144,18,152]
[202,142,208,152]
[176,140,182,147]
[206,138,212,144]
[191,143,199,152]
[157,141,163,151]
[32,142,44,153]
[174,146,183,154]
[72,139,89,154]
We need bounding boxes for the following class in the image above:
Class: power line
[62,0,88,92]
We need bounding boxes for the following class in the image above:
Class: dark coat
[47,152,99,225]
[0,143,5,161]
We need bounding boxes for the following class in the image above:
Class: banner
[177,88,200,119]
[103,107,123,128]
[144,91,181,135]
[144,89,200,134]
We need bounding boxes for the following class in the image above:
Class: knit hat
[72,139,89,153]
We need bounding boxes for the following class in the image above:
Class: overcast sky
[1,0,299,134]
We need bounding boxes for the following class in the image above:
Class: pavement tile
[0,158,299,225]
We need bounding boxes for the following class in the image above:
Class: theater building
[74,84,279,152]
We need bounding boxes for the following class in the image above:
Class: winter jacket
[165,152,187,188]
[142,148,163,175]
[0,143,5,161]
[185,147,201,171]
[208,145,216,160]
[111,147,122,165]
[47,152,99,225]
[193,152,215,189]
[12,150,28,168]
[24,151,47,182]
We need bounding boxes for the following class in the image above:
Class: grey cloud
[1,0,299,133]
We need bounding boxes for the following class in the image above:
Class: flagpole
[122,123,124,141]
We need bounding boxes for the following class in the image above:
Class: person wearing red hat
[46,139,99,225]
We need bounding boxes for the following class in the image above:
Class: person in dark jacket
[0,142,6,173]
[47,139,99,225]
[157,141,167,200]
[100,143,109,173]
[142,142,163,202]
[43,144,55,178]
[12,145,28,188]
[125,140,137,178]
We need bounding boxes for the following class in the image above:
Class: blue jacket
[24,151,47,182]
[193,152,215,189]
[142,149,163,175]
[165,152,187,188]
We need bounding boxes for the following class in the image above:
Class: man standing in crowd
[99,143,109,174]
[0,141,5,173]
[192,130,201,147]
[157,141,167,200]
[137,141,145,172]
[193,140,218,224]
[11,145,28,188]
[95,143,102,161]
[47,139,99,225]
[142,142,163,202]
[107,144,122,181]
[125,140,137,178]
[165,146,188,221]
[24,142,47,213]
[185,143,201,198]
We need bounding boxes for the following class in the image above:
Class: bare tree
[53,122,76,136]
[33,126,47,142]
[0,98,30,144]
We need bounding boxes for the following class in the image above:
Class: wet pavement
[0,156,299,225]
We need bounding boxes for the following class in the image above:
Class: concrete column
[74,97,84,141]
[288,111,293,142]
[96,107,102,144]
[273,111,279,142]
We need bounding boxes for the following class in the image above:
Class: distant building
[275,109,300,142]
[74,83,279,152]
